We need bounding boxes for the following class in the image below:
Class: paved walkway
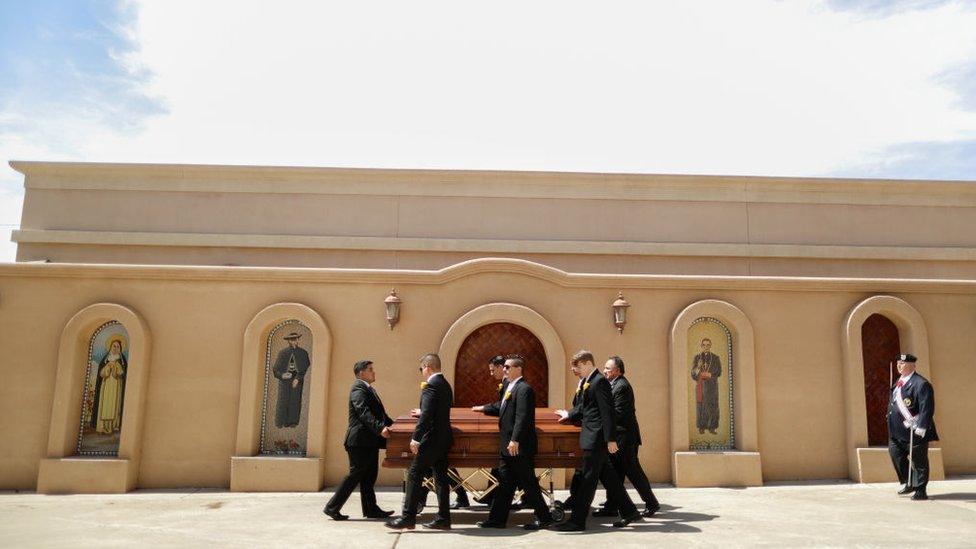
[2,478,975,548]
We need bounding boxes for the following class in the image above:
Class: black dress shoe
[510,500,523,511]
[911,490,929,501]
[612,512,642,528]
[592,507,619,518]
[476,520,506,528]
[365,509,395,519]
[523,519,553,531]
[898,485,917,495]
[450,500,469,510]
[385,517,416,530]
[323,508,348,521]
[422,518,452,530]
[642,504,660,517]
[554,522,586,532]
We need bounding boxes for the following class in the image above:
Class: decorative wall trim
[438,303,567,410]
[37,302,151,493]
[841,295,931,482]
[15,229,976,262]
[3,258,976,295]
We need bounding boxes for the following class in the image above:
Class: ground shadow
[928,492,976,502]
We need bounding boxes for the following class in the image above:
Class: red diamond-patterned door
[453,322,549,408]
[861,313,901,447]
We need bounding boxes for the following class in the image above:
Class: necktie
[896,379,905,388]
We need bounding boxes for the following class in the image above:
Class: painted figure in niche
[691,337,722,434]
[273,331,311,428]
[91,335,127,434]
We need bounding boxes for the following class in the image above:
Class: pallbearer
[471,355,510,506]
[324,360,394,520]
[888,353,939,501]
[386,353,454,530]
[476,357,554,530]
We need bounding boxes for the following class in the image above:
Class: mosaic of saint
[78,321,129,456]
[688,317,734,450]
[260,320,312,455]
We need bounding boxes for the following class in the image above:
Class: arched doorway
[453,322,549,408]
[860,313,900,447]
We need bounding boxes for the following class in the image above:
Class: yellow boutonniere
[420,381,428,390]
[574,387,581,395]
[583,382,590,390]
[498,383,504,390]
[503,391,512,401]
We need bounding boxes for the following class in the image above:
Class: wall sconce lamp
[384,288,402,330]
[612,291,630,334]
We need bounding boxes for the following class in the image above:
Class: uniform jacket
[412,373,454,452]
[344,379,394,448]
[567,370,617,450]
[887,372,939,442]
[610,375,642,448]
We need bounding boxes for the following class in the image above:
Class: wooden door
[861,313,900,446]
[454,322,549,407]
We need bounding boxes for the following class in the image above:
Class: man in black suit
[562,358,586,510]
[325,360,395,520]
[471,355,510,506]
[888,353,939,501]
[386,353,454,530]
[592,356,660,518]
[477,357,554,530]
[555,350,641,531]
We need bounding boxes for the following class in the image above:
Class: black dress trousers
[889,436,931,490]
[326,447,380,515]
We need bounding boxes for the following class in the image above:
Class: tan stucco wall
[2,259,975,491]
[11,161,976,278]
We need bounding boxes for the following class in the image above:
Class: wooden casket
[383,408,582,469]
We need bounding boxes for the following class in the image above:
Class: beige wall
[2,259,975,491]
[11,161,976,278]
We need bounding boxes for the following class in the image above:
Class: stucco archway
[231,302,332,491]
[439,303,566,410]
[841,295,938,482]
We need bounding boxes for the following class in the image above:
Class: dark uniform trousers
[569,445,637,526]
[327,447,381,515]
[889,437,931,490]
[605,445,658,510]
[487,455,552,524]
[402,447,451,521]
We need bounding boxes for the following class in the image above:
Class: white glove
[914,427,926,437]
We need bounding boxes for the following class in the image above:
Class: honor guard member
[888,353,939,501]
[324,360,395,520]
[477,357,554,530]
[472,355,510,506]
[386,354,455,530]
[593,356,661,518]
[555,350,641,531]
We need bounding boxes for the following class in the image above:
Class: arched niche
[230,302,332,491]
[439,303,566,411]
[669,299,762,487]
[841,295,943,482]
[37,303,152,493]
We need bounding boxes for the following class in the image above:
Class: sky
[2,0,976,262]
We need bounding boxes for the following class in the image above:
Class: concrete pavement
[1,478,975,548]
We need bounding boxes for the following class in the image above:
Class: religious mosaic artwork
[687,317,734,450]
[260,320,312,455]
[77,321,129,456]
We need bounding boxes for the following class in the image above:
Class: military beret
[898,353,918,363]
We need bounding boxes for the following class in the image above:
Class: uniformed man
[593,356,660,518]
[386,354,455,530]
[477,357,554,530]
[888,353,939,501]
[555,350,641,531]
[324,360,394,520]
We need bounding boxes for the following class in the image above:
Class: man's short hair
[571,350,594,366]
[609,355,625,374]
[506,356,526,370]
[489,355,506,367]
[420,353,441,370]
[701,338,712,345]
[353,360,373,376]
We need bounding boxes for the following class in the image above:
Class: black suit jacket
[567,370,617,450]
[610,375,642,448]
[412,373,454,452]
[887,372,939,442]
[482,378,510,417]
[498,379,537,456]
[344,380,394,448]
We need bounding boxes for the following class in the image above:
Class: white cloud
[3,0,976,262]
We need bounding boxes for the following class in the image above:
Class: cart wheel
[551,500,565,522]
